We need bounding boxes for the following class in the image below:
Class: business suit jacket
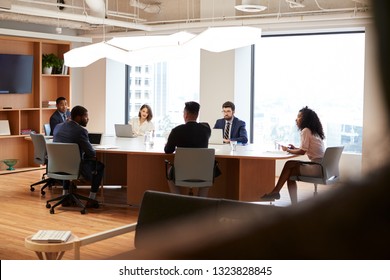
[53,121,104,191]
[49,110,68,136]
[214,117,248,144]
[164,122,211,154]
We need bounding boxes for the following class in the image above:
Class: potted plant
[42,53,62,74]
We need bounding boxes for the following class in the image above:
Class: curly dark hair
[298,106,325,140]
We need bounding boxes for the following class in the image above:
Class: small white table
[24,234,79,260]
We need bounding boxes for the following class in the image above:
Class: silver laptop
[209,128,224,145]
[115,124,136,138]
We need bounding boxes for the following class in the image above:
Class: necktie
[224,121,230,140]
[63,114,66,122]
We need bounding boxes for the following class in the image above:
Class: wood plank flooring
[0,169,335,260]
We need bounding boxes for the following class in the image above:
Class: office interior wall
[82,59,106,133]
[200,49,235,127]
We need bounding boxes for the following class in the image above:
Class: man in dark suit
[164,101,211,195]
[53,105,104,208]
[213,101,248,144]
[49,96,70,136]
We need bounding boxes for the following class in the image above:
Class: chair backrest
[46,142,81,180]
[321,146,344,181]
[30,133,47,165]
[174,147,215,188]
[43,123,51,136]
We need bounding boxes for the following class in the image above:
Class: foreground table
[25,234,79,260]
[95,136,296,206]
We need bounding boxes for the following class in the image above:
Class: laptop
[88,133,102,145]
[209,128,224,145]
[115,124,136,138]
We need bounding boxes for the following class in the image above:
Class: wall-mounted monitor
[0,54,34,94]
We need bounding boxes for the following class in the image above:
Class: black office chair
[29,133,58,196]
[45,142,101,214]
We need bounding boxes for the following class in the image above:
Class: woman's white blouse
[129,117,155,136]
[300,127,325,160]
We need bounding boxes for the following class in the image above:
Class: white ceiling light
[235,0,267,13]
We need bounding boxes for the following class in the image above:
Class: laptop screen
[209,128,224,145]
[88,133,102,145]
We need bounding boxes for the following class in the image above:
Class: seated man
[53,105,104,208]
[214,101,248,144]
[49,96,70,136]
[164,101,211,196]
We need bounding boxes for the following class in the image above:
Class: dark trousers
[63,159,105,193]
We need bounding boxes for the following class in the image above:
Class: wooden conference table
[94,136,295,206]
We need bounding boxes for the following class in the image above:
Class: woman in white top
[261,106,325,204]
[129,104,155,136]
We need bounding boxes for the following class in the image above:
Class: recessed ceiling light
[235,0,267,13]
[235,5,267,12]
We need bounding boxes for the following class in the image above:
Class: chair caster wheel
[41,191,46,196]
[30,187,35,192]
[46,203,51,209]
[50,208,55,214]
[80,209,87,214]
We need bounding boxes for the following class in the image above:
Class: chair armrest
[73,223,137,259]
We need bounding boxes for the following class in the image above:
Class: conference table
[94,136,296,206]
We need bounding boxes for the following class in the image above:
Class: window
[253,32,365,154]
[135,66,142,73]
[126,50,200,136]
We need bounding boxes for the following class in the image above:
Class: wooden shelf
[0,35,71,170]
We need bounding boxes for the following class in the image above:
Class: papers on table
[31,230,71,243]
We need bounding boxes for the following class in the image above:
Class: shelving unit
[0,36,71,173]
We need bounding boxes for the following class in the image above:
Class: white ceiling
[0,0,372,37]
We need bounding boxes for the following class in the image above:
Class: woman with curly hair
[261,106,325,204]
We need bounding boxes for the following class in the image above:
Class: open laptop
[209,128,224,145]
[115,124,136,138]
[88,133,102,145]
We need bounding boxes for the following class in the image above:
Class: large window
[253,32,365,153]
[126,51,200,137]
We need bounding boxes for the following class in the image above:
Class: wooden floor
[0,169,335,260]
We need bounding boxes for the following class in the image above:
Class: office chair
[43,123,51,136]
[29,133,58,196]
[45,142,100,214]
[290,146,344,196]
[165,147,215,197]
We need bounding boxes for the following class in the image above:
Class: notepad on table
[31,230,72,243]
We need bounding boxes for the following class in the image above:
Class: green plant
[42,53,62,69]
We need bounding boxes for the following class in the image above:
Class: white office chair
[290,146,344,196]
[29,133,59,196]
[45,142,99,214]
[166,147,215,197]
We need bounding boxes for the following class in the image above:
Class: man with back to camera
[164,101,212,196]
[53,105,104,208]
[49,96,70,136]
[214,101,248,144]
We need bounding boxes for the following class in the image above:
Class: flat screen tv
[0,54,34,94]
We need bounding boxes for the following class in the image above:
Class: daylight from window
[127,51,200,137]
[253,32,365,153]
